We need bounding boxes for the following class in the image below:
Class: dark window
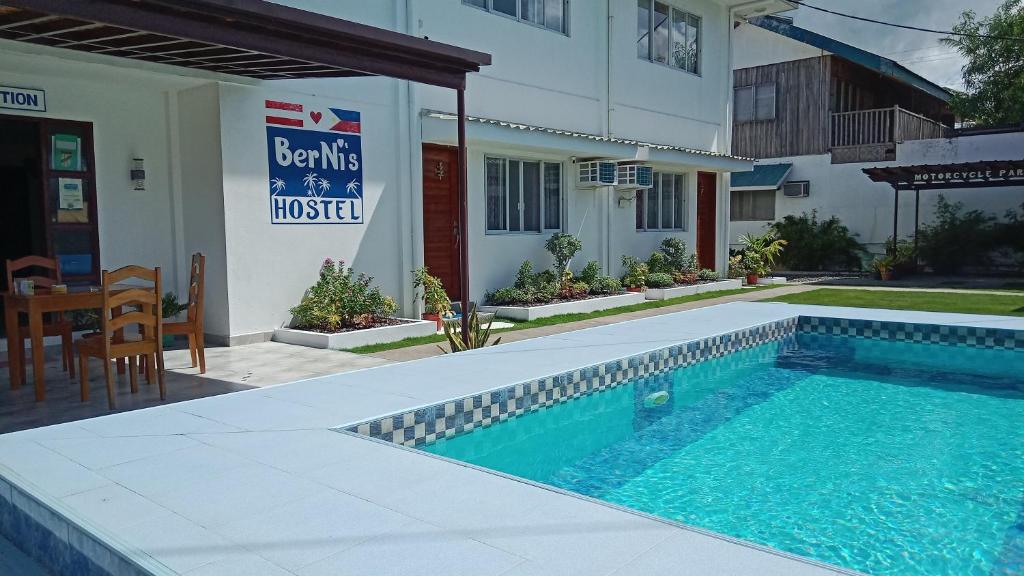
[730,189,776,221]
[636,172,687,231]
[486,156,563,233]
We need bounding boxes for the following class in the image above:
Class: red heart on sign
[310,111,323,124]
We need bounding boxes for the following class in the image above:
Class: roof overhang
[730,162,793,190]
[422,111,754,173]
[0,0,490,88]
[863,160,1024,191]
[728,0,797,20]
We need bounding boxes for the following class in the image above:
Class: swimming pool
[350,318,1024,576]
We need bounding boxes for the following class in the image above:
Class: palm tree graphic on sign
[346,179,361,198]
[270,177,286,195]
[317,178,331,196]
[303,172,319,197]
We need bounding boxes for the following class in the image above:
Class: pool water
[422,333,1024,576]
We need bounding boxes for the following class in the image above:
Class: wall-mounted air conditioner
[577,161,618,188]
[782,181,809,198]
[616,163,653,189]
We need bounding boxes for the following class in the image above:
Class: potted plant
[621,255,648,292]
[741,252,765,285]
[873,255,895,281]
[737,231,787,285]
[413,267,452,330]
[161,292,188,346]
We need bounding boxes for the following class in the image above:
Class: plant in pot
[872,255,896,281]
[161,292,188,346]
[737,231,787,284]
[413,267,452,330]
[621,255,649,292]
[741,252,765,285]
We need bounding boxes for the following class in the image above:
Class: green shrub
[918,195,996,274]
[486,287,531,306]
[578,260,602,285]
[770,211,865,271]
[545,232,583,277]
[993,203,1024,270]
[513,261,536,290]
[589,276,621,294]
[646,252,672,274]
[697,268,720,281]
[659,238,694,273]
[645,272,674,288]
[412,267,452,316]
[621,255,649,288]
[290,258,397,332]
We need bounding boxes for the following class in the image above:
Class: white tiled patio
[3,302,1023,575]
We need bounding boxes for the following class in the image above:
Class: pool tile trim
[346,315,1023,448]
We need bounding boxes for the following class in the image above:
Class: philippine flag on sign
[329,108,361,134]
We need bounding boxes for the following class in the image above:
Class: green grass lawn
[347,286,774,354]
[768,288,1024,317]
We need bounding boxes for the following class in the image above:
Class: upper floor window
[486,156,563,233]
[464,0,569,35]
[735,83,776,123]
[636,172,687,231]
[636,0,700,75]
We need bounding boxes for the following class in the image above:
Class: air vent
[578,161,618,188]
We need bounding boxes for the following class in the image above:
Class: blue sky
[784,0,1004,89]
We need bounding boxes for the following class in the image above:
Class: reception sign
[266,99,363,224]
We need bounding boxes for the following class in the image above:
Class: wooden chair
[5,256,75,380]
[164,253,206,373]
[78,266,164,409]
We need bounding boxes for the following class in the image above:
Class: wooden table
[4,287,105,402]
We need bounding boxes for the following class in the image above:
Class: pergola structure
[0,0,491,342]
[863,159,1024,262]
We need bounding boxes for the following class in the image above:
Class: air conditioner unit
[577,161,618,188]
[616,163,653,189]
[782,181,809,198]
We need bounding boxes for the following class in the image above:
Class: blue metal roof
[731,163,793,189]
[747,16,951,103]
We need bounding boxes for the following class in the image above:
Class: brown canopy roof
[0,0,490,88]
[863,159,1024,191]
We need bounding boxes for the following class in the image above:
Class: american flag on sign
[329,108,361,134]
[265,100,304,128]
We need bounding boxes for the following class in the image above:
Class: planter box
[644,279,743,300]
[694,278,742,293]
[757,276,787,285]
[273,318,436,350]
[479,292,646,321]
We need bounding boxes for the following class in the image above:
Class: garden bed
[273,318,436,350]
[479,291,646,321]
[645,279,742,300]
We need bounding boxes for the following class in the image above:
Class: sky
[783,0,1004,90]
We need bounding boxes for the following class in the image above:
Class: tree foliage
[770,211,865,271]
[942,0,1024,124]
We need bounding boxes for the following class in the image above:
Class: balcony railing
[830,106,949,149]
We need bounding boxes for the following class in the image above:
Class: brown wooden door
[422,144,461,301]
[696,172,717,270]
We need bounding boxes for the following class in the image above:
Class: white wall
[730,131,1024,254]
[732,19,826,70]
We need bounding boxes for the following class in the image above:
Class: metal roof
[747,15,951,103]
[730,163,793,190]
[0,0,491,88]
[424,111,754,162]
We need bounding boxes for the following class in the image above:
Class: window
[486,156,563,233]
[734,83,776,123]
[636,173,687,231]
[464,0,569,34]
[730,189,775,221]
[637,0,700,74]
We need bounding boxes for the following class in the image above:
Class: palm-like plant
[438,305,501,353]
[738,231,787,273]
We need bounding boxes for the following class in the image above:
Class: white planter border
[644,278,743,300]
[755,276,787,285]
[479,291,646,321]
[273,318,436,350]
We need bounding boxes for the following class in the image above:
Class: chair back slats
[185,253,205,323]
[105,265,158,285]
[109,311,157,332]
[6,256,62,291]
[108,288,158,310]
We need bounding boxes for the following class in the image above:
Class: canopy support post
[913,187,920,270]
[890,185,899,255]
[457,85,470,346]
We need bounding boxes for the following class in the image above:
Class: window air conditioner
[616,163,653,189]
[577,161,618,188]
[782,181,809,198]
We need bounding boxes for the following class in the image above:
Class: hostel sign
[265,99,363,224]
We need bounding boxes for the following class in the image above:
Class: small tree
[545,233,583,279]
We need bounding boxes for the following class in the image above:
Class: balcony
[829,106,950,164]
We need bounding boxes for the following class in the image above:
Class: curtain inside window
[635,189,646,229]
[508,160,521,231]
[522,161,541,232]
[661,174,673,229]
[544,163,561,229]
[486,157,507,231]
[673,174,685,229]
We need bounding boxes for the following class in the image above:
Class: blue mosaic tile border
[0,475,150,576]
[346,318,799,447]
[797,316,1024,350]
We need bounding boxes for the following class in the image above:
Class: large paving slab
[4,302,1022,575]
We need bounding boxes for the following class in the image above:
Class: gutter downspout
[605,0,614,276]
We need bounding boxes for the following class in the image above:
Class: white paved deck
[2,302,1023,575]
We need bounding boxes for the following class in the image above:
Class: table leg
[4,305,22,389]
[29,307,45,401]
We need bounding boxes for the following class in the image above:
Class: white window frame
[729,189,776,221]
[636,0,701,76]
[734,82,776,123]
[463,0,570,36]
[486,155,564,234]
[636,172,688,232]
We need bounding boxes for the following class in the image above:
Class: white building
[728,15,1024,255]
[0,0,794,346]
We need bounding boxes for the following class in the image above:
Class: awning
[422,111,754,173]
[0,0,490,88]
[730,163,792,190]
[863,160,1024,191]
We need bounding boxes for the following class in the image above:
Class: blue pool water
[422,333,1024,576]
